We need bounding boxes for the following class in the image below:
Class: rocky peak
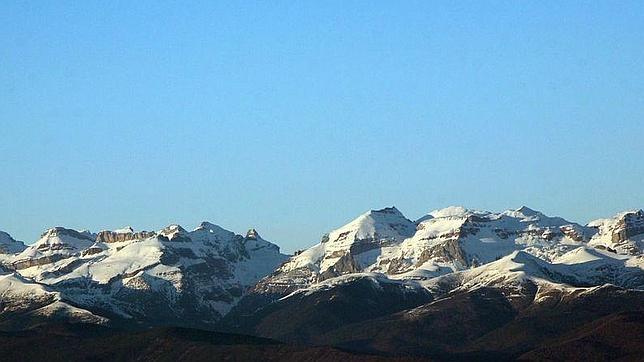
[327,206,416,245]
[114,226,135,234]
[245,228,260,240]
[159,224,191,242]
[369,206,403,216]
[189,222,237,245]
[589,210,644,246]
[193,221,233,237]
[197,221,220,230]
[40,227,95,241]
[516,206,540,216]
[96,229,156,243]
[0,231,27,254]
[621,210,644,235]
[161,224,186,233]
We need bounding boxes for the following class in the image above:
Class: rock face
[0,222,288,329]
[96,230,156,243]
[0,231,26,254]
[588,210,644,255]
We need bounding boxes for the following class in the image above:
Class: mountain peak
[194,221,231,234]
[515,206,543,216]
[40,227,95,241]
[197,221,220,230]
[161,224,186,233]
[0,231,26,254]
[367,206,403,216]
[588,209,644,229]
[159,224,191,242]
[114,226,135,234]
[246,228,260,240]
[331,206,415,242]
[587,209,644,254]
[500,206,550,221]
[428,206,472,218]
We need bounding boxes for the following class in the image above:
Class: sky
[1,1,643,252]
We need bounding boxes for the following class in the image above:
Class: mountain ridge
[0,205,642,359]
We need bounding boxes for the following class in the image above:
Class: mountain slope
[0,272,107,330]
[0,324,389,362]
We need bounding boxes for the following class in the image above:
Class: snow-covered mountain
[0,222,288,329]
[588,209,644,255]
[251,205,627,297]
[1,206,643,341]
[255,206,416,294]
[216,206,643,357]
[0,272,108,330]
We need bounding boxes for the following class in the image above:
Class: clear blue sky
[2,1,643,252]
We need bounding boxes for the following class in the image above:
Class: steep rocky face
[612,210,644,241]
[589,210,644,255]
[96,230,156,243]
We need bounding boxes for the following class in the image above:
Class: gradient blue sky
[2,1,643,252]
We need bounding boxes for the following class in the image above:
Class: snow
[326,206,415,245]
[428,206,473,218]
[85,237,166,284]
[279,207,415,275]
[16,227,95,260]
[284,272,425,298]
[587,210,644,255]
[0,272,51,296]
[587,210,641,228]
[33,300,110,324]
[114,226,135,234]
[0,221,289,325]
[286,243,326,271]
[554,247,605,265]
[422,246,644,295]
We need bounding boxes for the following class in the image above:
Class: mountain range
[0,206,642,360]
